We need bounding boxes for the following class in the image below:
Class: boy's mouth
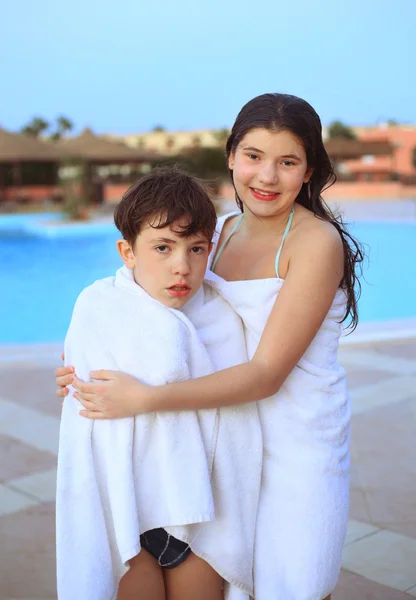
[167,284,191,298]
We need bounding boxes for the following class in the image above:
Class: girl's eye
[247,153,259,161]
[156,245,170,253]
[282,160,295,167]
[190,246,206,254]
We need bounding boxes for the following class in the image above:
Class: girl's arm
[74,223,344,419]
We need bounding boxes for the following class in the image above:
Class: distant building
[341,124,416,183]
[105,128,230,155]
[105,124,416,201]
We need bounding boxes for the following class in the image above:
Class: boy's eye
[247,153,259,160]
[282,160,295,166]
[190,246,205,254]
[156,245,170,253]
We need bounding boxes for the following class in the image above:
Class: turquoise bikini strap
[211,214,244,272]
[212,208,294,277]
[274,207,295,278]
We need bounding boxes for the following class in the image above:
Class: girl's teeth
[255,189,275,195]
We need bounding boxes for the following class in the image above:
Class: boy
[56,167,262,600]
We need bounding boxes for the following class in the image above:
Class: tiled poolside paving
[0,339,415,599]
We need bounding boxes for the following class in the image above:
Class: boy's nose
[172,256,191,275]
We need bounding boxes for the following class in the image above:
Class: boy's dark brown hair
[114,166,217,246]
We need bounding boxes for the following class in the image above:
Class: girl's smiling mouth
[249,187,281,201]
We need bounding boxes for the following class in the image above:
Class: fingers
[89,369,113,380]
[55,366,74,378]
[73,392,96,404]
[79,410,106,420]
[72,376,99,394]
[56,374,74,388]
[75,398,97,411]
[56,387,69,398]
[61,352,65,361]
[73,377,108,397]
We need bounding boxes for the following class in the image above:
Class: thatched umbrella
[0,127,67,162]
[0,127,67,195]
[56,128,155,163]
[54,128,158,208]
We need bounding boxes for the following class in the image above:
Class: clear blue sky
[1,0,415,134]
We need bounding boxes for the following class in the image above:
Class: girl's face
[229,128,313,218]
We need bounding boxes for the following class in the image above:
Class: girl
[57,93,363,599]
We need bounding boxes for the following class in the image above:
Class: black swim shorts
[140,528,192,569]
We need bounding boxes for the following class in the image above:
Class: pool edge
[1,319,415,366]
[340,317,416,347]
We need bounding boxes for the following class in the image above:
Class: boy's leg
[117,548,165,600]
[163,552,224,600]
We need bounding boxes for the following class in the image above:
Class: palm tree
[327,120,356,140]
[57,115,73,136]
[50,115,74,141]
[20,117,50,138]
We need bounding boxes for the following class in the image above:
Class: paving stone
[333,569,415,599]
[7,467,57,503]
[346,366,392,390]
[350,396,416,539]
[0,484,39,517]
[342,529,416,591]
[341,348,416,375]
[374,341,416,361]
[0,365,62,418]
[0,397,59,455]
[349,488,372,523]
[0,434,57,481]
[349,375,416,415]
[344,519,379,546]
[0,502,56,598]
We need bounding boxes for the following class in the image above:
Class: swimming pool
[0,214,415,344]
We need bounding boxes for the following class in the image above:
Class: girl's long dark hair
[226,93,364,331]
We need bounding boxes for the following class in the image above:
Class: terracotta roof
[56,128,156,162]
[0,127,66,162]
[324,139,393,159]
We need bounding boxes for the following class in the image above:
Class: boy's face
[117,216,213,309]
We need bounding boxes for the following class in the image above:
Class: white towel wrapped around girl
[56,265,262,600]
[205,212,351,600]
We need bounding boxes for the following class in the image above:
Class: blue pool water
[0,214,415,343]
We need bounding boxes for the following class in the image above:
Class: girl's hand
[73,370,151,420]
[55,353,74,398]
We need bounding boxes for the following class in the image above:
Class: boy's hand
[73,370,149,419]
[56,352,75,398]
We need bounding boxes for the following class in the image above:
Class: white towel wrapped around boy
[56,265,262,600]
